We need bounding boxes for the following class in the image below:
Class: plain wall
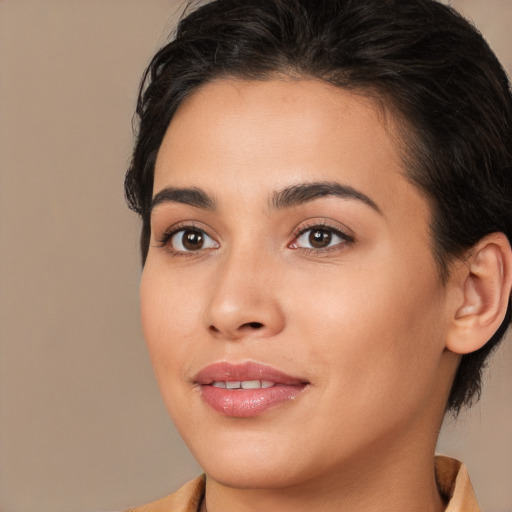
[0,1,510,511]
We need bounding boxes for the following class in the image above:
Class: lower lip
[200,384,306,417]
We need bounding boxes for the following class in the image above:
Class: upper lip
[194,361,308,385]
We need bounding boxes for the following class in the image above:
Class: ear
[446,233,512,355]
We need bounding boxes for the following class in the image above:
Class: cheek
[287,256,447,406]
[139,263,202,380]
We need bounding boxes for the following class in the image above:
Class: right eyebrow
[149,186,216,214]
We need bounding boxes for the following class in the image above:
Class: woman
[124,0,512,510]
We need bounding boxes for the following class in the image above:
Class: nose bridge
[204,241,284,339]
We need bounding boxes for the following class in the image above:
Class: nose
[203,249,285,341]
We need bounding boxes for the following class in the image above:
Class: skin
[140,79,464,512]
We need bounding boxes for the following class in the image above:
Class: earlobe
[446,233,512,355]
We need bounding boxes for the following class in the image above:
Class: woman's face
[141,79,455,488]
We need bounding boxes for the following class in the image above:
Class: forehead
[156,79,400,182]
[153,78,429,228]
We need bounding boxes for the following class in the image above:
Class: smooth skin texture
[140,79,512,512]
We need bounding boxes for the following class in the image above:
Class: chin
[180,423,314,489]
[200,456,308,490]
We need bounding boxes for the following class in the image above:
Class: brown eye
[290,225,353,251]
[182,230,204,250]
[169,228,218,252]
[308,229,332,248]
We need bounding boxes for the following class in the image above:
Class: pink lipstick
[194,362,308,417]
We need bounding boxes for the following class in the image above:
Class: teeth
[241,380,261,389]
[210,380,276,389]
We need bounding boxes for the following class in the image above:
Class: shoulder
[124,475,205,512]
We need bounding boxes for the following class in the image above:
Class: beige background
[0,1,510,511]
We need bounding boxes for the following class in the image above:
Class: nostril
[208,321,266,337]
[245,322,264,329]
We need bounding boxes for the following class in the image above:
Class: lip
[194,361,309,418]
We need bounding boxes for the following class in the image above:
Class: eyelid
[155,221,219,254]
[288,220,355,250]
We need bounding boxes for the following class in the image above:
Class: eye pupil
[309,229,331,248]
[182,230,204,250]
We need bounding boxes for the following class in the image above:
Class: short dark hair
[125,0,512,413]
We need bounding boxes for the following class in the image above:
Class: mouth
[194,361,309,418]
[211,380,276,389]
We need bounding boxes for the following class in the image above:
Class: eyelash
[290,222,355,253]
[155,222,354,256]
[156,223,216,255]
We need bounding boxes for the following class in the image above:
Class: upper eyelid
[155,222,210,246]
[156,224,220,256]
[288,222,356,253]
[295,225,351,238]
[292,219,355,239]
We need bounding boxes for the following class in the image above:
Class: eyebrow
[149,181,381,216]
[271,181,382,213]
[150,186,216,214]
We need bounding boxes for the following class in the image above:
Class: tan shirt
[126,456,479,512]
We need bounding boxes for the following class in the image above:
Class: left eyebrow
[270,181,382,214]
[149,186,216,215]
